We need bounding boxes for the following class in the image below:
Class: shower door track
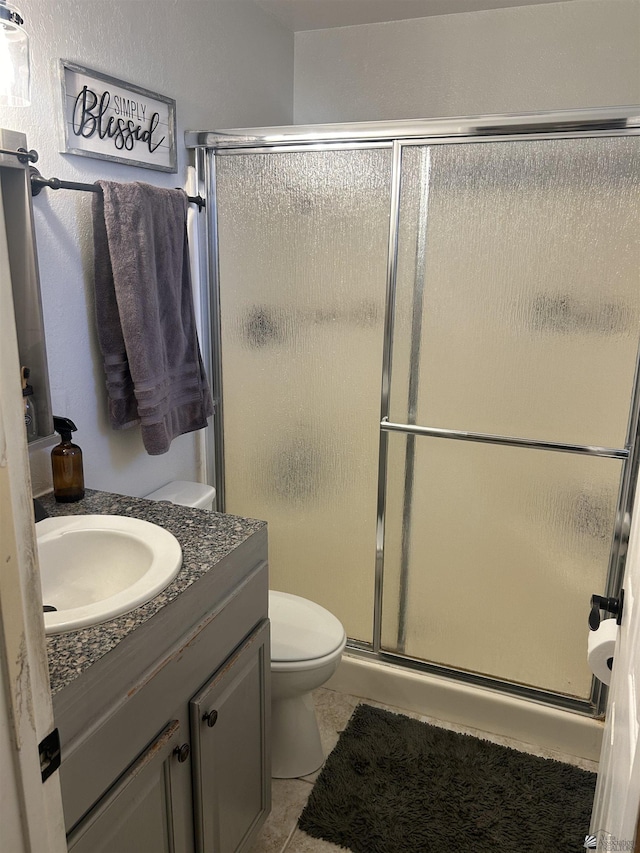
[188,106,640,718]
[186,107,639,150]
[343,643,594,715]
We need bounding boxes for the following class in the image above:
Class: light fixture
[0,0,30,106]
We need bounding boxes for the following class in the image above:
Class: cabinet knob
[174,743,190,763]
[203,709,218,728]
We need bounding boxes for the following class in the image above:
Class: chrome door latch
[589,589,624,631]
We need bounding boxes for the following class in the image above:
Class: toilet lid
[269,591,346,662]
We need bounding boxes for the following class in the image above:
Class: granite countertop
[40,489,266,696]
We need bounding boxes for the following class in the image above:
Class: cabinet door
[190,620,271,853]
[67,720,189,853]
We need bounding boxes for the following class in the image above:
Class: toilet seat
[269,591,346,664]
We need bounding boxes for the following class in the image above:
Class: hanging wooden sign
[59,60,177,173]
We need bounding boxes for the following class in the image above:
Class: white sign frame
[60,60,177,173]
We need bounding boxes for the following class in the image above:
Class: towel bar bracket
[0,145,39,164]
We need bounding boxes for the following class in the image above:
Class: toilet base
[272,690,324,778]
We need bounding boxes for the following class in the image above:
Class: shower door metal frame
[187,106,640,716]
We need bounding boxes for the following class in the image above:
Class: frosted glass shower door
[382,138,640,699]
[215,148,393,643]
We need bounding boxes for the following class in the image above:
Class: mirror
[0,127,53,442]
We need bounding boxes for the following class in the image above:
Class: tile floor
[250,687,598,853]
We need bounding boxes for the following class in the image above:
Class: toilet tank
[144,480,216,511]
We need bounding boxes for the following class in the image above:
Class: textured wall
[0,0,293,497]
[294,0,640,123]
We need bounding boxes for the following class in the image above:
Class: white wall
[4,0,636,500]
[294,0,640,123]
[0,0,293,498]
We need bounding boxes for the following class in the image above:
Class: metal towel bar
[29,166,205,211]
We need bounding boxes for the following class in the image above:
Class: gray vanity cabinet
[65,619,270,853]
[191,621,270,853]
[66,720,190,853]
[52,525,271,853]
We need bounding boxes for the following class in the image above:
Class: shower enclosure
[187,108,640,716]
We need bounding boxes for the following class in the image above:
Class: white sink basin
[37,515,182,635]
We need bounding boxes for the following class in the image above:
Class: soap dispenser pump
[51,416,85,503]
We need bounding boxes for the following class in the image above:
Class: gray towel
[92,181,214,455]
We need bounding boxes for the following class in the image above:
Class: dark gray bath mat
[298,703,596,853]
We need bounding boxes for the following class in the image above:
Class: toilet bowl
[270,590,346,778]
[144,481,347,779]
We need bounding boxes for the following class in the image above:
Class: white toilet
[269,590,346,778]
[144,479,217,510]
[144,481,347,779]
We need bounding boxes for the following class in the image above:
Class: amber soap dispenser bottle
[51,416,85,502]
